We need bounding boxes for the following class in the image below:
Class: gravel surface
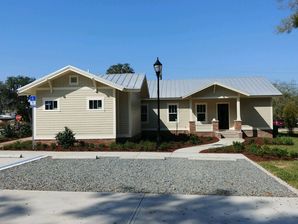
[0,157,296,197]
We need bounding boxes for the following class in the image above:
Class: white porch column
[189,99,193,121]
[236,94,241,121]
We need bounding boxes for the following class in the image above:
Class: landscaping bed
[201,136,298,162]
[1,135,218,152]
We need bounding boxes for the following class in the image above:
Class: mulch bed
[1,137,219,152]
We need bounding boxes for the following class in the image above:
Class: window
[44,100,58,110]
[168,104,178,122]
[69,75,78,85]
[141,104,148,122]
[196,104,207,122]
[88,99,103,110]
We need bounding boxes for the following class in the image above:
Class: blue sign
[29,95,36,101]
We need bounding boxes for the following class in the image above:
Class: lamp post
[153,57,162,147]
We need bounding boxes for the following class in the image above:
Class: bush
[78,141,86,147]
[269,147,288,158]
[140,140,156,151]
[50,143,56,150]
[248,144,264,156]
[158,142,171,150]
[272,137,294,145]
[89,143,95,148]
[263,138,271,145]
[1,124,17,138]
[98,143,105,150]
[206,137,213,142]
[109,142,122,150]
[17,123,32,138]
[123,141,137,150]
[55,127,76,149]
[283,101,298,133]
[289,151,298,158]
[232,141,244,153]
[189,134,202,145]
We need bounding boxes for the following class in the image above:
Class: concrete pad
[132,194,298,224]
[0,190,143,224]
[0,158,24,167]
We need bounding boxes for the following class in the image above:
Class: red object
[273,119,285,128]
[15,115,22,122]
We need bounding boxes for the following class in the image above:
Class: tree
[272,81,298,120]
[106,63,134,74]
[283,101,298,134]
[277,0,298,33]
[0,76,35,121]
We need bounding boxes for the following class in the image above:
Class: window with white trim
[168,104,178,122]
[141,104,148,122]
[69,75,78,85]
[88,99,103,110]
[44,100,58,111]
[196,104,207,122]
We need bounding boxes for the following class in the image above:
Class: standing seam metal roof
[147,77,282,98]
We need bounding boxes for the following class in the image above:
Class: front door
[217,103,229,129]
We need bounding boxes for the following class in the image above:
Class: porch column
[234,94,242,131]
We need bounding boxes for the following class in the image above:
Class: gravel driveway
[0,157,296,197]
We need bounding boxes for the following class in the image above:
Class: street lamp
[153,57,162,147]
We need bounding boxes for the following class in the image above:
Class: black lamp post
[153,57,162,147]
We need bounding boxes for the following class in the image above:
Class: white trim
[195,103,208,124]
[86,97,104,111]
[141,104,149,123]
[113,89,116,138]
[182,82,250,99]
[167,103,179,123]
[18,65,125,94]
[190,96,238,99]
[36,86,113,91]
[42,97,60,111]
[216,102,230,130]
[189,99,193,122]
[69,74,79,86]
[35,134,116,140]
[270,98,273,129]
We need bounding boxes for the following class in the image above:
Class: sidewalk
[1,190,297,224]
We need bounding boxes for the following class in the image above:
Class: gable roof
[147,77,282,99]
[18,65,146,95]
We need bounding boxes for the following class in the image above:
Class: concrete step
[219,130,242,138]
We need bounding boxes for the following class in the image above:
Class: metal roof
[100,73,146,90]
[147,77,282,99]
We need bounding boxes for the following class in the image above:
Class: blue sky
[0,0,297,82]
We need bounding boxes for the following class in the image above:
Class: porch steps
[218,130,242,138]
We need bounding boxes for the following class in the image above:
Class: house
[18,65,281,140]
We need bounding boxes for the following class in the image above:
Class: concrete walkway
[173,138,244,153]
[0,190,297,224]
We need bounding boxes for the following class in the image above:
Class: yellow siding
[35,87,115,139]
[130,92,141,136]
[116,91,129,136]
[241,97,272,129]
[141,100,189,131]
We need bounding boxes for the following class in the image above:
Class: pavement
[0,190,298,224]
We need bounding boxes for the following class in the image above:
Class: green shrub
[1,124,17,138]
[189,134,202,145]
[50,143,56,150]
[42,144,49,150]
[269,147,288,158]
[289,151,298,158]
[89,143,95,148]
[206,137,213,142]
[98,143,105,150]
[109,142,122,150]
[36,142,43,150]
[263,138,271,145]
[248,144,264,156]
[272,137,294,145]
[78,141,86,147]
[123,141,137,150]
[232,141,244,153]
[140,140,156,151]
[158,142,171,150]
[248,138,255,145]
[17,123,32,138]
[55,127,76,149]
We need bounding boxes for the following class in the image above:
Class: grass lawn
[259,160,298,189]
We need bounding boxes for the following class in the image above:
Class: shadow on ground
[0,195,31,220]
[62,191,298,224]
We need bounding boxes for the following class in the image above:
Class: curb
[243,155,298,196]
[0,155,48,171]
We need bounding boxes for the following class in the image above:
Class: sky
[0,0,297,82]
